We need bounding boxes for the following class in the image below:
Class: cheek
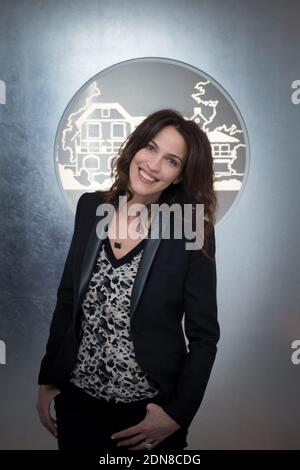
[163,167,181,182]
[131,156,143,174]
[130,156,140,173]
[133,150,145,162]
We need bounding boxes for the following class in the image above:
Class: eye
[146,143,155,151]
[167,157,178,166]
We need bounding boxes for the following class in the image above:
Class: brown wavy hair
[97,108,218,261]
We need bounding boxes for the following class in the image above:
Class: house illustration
[189,107,242,177]
[60,99,243,190]
[62,103,145,186]
[207,128,240,176]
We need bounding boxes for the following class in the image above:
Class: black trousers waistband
[58,380,169,409]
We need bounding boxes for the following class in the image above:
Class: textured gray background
[0,0,299,450]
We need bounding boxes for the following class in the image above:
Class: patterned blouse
[70,235,160,402]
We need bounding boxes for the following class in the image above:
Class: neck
[125,190,161,210]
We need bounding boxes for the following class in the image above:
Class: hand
[111,402,181,450]
[36,384,61,438]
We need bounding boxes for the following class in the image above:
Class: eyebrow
[150,140,183,164]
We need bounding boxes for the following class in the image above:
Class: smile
[138,168,159,184]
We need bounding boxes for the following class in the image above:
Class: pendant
[114,242,122,249]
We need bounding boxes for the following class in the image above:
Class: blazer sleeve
[38,193,85,385]
[161,227,220,429]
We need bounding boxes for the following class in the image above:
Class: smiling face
[128,125,188,206]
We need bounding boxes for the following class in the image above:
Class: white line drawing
[57,80,246,192]
[189,81,245,190]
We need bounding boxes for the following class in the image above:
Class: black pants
[54,382,188,452]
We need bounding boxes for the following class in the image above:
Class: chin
[129,176,153,194]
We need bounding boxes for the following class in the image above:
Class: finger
[41,410,57,437]
[111,423,143,440]
[128,440,160,451]
[116,433,146,447]
[38,402,58,437]
[40,413,57,437]
[45,417,58,438]
[47,399,58,436]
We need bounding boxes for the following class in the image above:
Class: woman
[37,108,220,452]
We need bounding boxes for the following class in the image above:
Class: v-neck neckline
[103,236,146,268]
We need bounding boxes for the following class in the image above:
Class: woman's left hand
[110,402,181,450]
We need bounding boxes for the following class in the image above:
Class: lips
[138,167,159,183]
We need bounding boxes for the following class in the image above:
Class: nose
[146,155,161,175]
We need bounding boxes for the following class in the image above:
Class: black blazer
[38,191,220,429]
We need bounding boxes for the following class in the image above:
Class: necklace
[114,220,142,249]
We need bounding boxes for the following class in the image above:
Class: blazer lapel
[130,225,162,319]
[76,207,170,321]
[76,214,107,316]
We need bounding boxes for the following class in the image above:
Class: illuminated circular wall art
[54,57,250,222]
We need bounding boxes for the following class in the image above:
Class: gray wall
[0,0,299,449]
